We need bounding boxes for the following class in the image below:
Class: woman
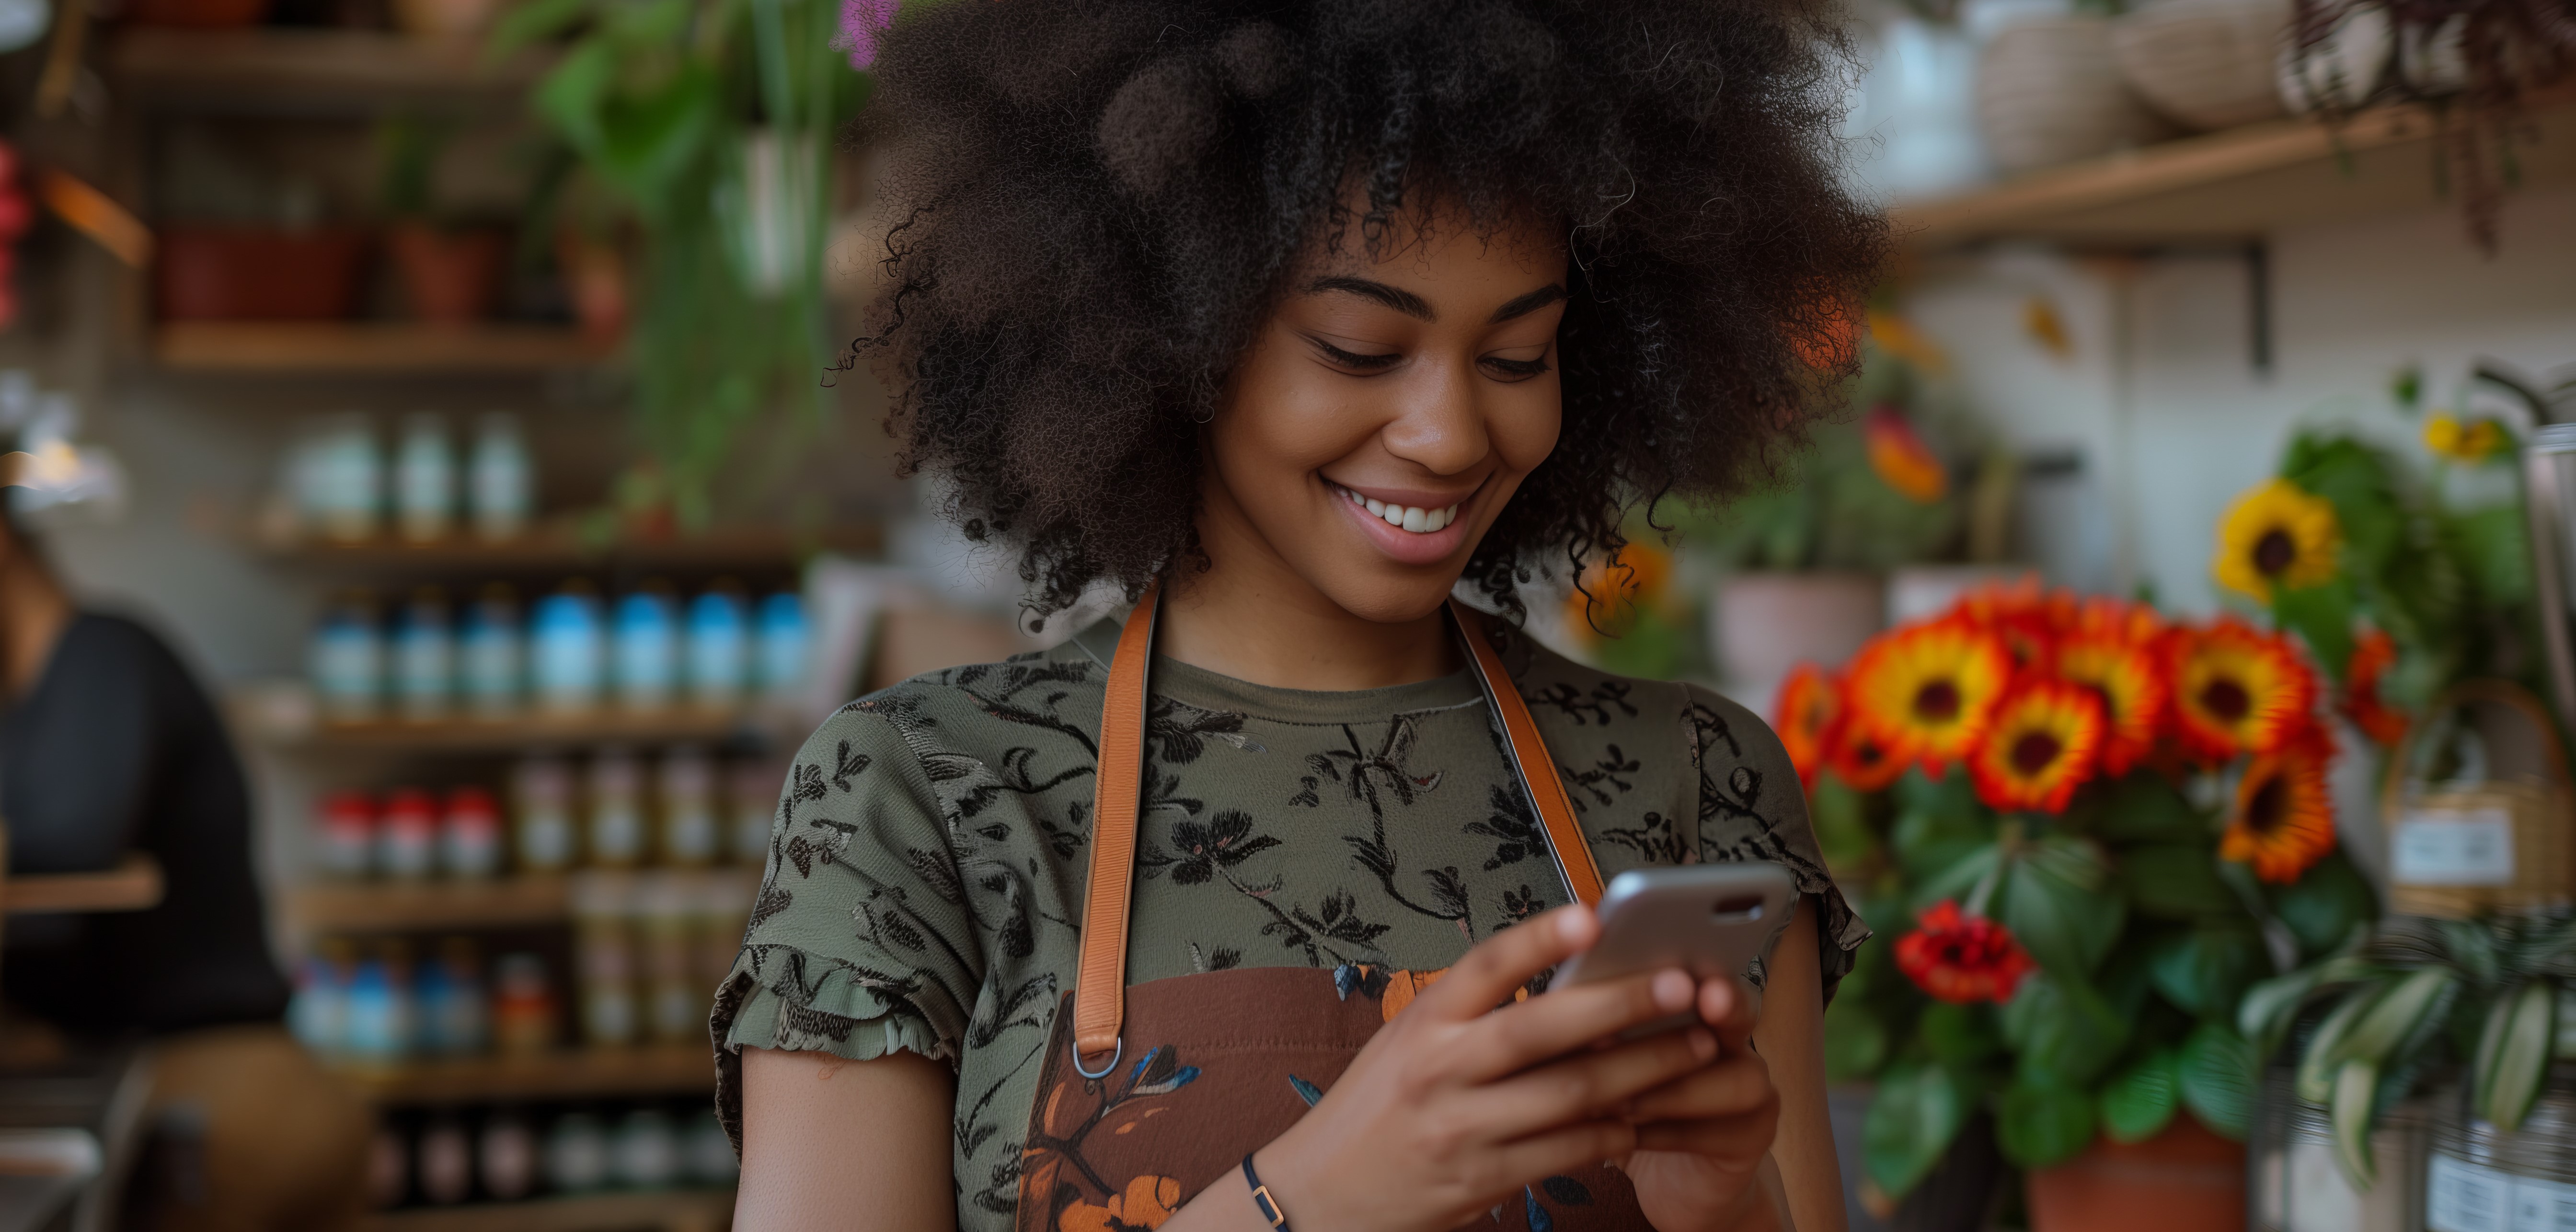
[721,4,1885,1230]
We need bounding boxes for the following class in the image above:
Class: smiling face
[1194,200,1571,625]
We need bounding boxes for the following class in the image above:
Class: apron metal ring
[1071,1036,1123,1080]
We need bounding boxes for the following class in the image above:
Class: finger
[1700,976,1761,1051]
[1418,905,1598,1022]
[1632,1107,1781,1160]
[1620,1050,1773,1124]
[1454,968,1697,1080]
[1485,1117,1640,1193]
[1463,1026,1719,1139]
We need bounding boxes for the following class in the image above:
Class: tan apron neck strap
[1447,599,1606,910]
[1069,591,1601,1075]
[1072,582,1159,1074]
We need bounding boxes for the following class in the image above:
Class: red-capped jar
[317,791,376,879]
[441,786,503,880]
[378,788,438,881]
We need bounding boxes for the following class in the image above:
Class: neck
[1155,492,1461,692]
[1,554,70,698]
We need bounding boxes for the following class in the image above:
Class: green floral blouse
[711,610,1867,1226]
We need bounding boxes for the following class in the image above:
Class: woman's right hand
[1224,904,1724,1232]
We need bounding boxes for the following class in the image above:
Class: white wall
[1907,182,2576,612]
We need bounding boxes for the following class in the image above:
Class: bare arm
[1752,899,1845,1232]
[735,1047,958,1232]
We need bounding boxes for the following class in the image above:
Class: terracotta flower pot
[388,224,505,324]
[1709,571,1885,705]
[157,227,369,321]
[554,231,628,345]
[2026,1115,2245,1232]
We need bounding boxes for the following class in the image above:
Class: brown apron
[1013,587,1656,1232]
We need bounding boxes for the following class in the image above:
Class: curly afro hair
[853,0,1886,618]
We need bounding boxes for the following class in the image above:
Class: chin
[1311,571,1466,625]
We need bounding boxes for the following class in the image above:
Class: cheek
[1212,333,1380,475]
[1490,380,1564,476]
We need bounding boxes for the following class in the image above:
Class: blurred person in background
[0,503,370,1232]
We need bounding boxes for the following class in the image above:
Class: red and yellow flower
[2341,629,2410,748]
[2167,619,2320,760]
[1844,620,2012,773]
[1895,899,2037,1004]
[2053,632,2168,777]
[2220,727,2338,884]
[1864,405,1949,504]
[1774,664,1842,788]
[1952,577,2065,672]
[1828,727,1910,792]
[1969,679,2106,814]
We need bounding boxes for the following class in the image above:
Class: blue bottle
[459,584,523,717]
[685,587,749,710]
[611,586,679,712]
[754,591,809,706]
[343,951,413,1063]
[529,583,605,714]
[310,591,383,723]
[391,587,454,722]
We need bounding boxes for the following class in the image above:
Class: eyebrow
[1489,284,1569,324]
[1305,276,1434,320]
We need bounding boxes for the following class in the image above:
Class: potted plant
[1689,315,1978,705]
[1801,584,2375,1232]
[379,116,506,325]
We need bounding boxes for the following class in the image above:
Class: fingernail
[1688,1028,1717,1060]
[1557,906,1593,942]
[1652,970,1693,1012]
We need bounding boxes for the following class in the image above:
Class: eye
[1306,335,1403,373]
[1480,352,1552,381]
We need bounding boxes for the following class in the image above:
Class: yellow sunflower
[1844,619,2012,773]
[2167,618,2320,761]
[1968,679,2105,814]
[2424,414,2509,464]
[2220,728,2338,883]
[2214,480,2341,602]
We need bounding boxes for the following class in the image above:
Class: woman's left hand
[1619,976,1786,1232]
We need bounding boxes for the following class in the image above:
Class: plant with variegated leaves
[2240,913,2576,1189]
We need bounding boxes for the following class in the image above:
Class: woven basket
[2382,680,2576,920]
[2112,0,2292,131]
[1978,16,2176,174]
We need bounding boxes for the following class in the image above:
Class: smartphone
[1552,864,1797,1032]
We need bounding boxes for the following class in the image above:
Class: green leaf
[1909,843,2001,916]
[2266,852,2378,958]
[2121,845,2238,919]
[1823,996,1889,1083]
[2083,776,2206,843]
[2298,988,2379,1104]
[1891,784,1994,882]
[2240,956,2380,1060]
[2001,838,2125,979]
[2098,1050,2181,1144]
[2476,979,2556,1131]
[2272,578,2358,685]
[2178,1022,2257,1140]
[1810,775,1874,875]
[2447,504,2533,609]
[1997,1076,2098,1169]
[533,39,618,155]
[2332,968,2457,1067]
[2331,1059,2380,1189]
[1863,1064,1969,1199]
[2008,974,2132,1087]
[488,0,592,50]
[2148,922,2269,1019]
[1919,1002,2003,1067]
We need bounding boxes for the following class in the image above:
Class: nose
[1378,357,1490,477]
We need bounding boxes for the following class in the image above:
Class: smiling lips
[1330,483,1460,533]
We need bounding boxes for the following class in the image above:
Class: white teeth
[1335,484,1460,534]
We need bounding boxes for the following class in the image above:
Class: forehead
[1294,191,1568,288]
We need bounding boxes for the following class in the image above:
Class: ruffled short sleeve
[1682,686,1873,1004]
[711,704,986,1146]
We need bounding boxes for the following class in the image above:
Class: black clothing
[1,612,288,1035]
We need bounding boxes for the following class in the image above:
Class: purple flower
[835,0,899,70]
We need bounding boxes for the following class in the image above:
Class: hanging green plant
[494,0,875,528]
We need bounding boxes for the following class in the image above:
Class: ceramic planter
[158,227,368,320]
[2025,1115,2245,1232]
[1709,572,1884,706]
[555,231,628,345]
[388,224,506,324]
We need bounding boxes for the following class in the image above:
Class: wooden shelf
[5,855,163,915]
[110,28,554,109]
[289,877,571,933]
[331,1046,715,1105]
[359,1188,732,1232]
[1893,87,2576,250]
[252,526,880,574]
[260,710,788,754]
[154,322,611,375]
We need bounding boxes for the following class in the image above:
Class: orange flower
[1845,619,2012,773]
[1864,405,1949,503]
[2220,728,2338,883]
[2066,595,2164,646]
[2167,619,2320,761]
[1828,726,1909,792]
[1948,577,2066,673]
[1774,664,1842,788]
[1969,679,2106,814]
[2054,632,2169,777]
[2341,630,2410,748]
[1895,900,2036,1004]
[1060,1175,1184,1232]
[1564,541,1676,640]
